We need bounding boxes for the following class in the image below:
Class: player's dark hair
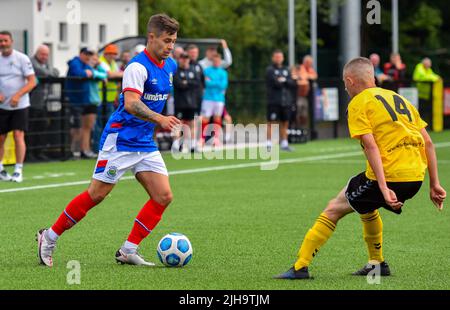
[272,49,283,55]
[147,14,179,36]
[0,31,13,39]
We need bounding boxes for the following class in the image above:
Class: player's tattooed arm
[129,99,162,123]
[124,91,180,130]
[124,91,162,124]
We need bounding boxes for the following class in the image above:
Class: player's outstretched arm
[124,91,180,130]
[420,128,446,210]
[361,133,403,210]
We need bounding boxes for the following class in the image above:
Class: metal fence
[27,77,68,160]
[24,77,448,162]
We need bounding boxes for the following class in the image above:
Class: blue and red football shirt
[99,49,177,152]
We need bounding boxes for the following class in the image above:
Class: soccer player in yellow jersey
[276,57,446,279]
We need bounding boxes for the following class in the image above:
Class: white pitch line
[434,141,450,148]
[0,150,362,194]
[302,159,450,165]
[0,141,449,194]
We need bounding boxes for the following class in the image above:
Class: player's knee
[155,191,173,207]
[323,199,342,223]
[13,131,24,140]
[89,193,105,204]
[87,190,107,204]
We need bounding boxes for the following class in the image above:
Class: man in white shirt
[199,40,233,70]
[0,31,36,183]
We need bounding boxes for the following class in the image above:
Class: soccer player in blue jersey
[37,14,181,267]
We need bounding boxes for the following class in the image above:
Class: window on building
[59,22,67,43]
[81,23,88,43]
[44,19,51,37]
[99,24,106,43]
[123,23,130,36]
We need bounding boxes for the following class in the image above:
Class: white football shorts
[201,100,225,118]
[92,150,168,184]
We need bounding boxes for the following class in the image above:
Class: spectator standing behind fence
[186,44,205,90]
[199,40,233,70]
[369,53,389,85]
[164,46,185,116]
[88,53,108,154]
[66,47,97,159]
[413,57,441,126]
[94,45,123,152]
[266,49,297,152]
[0,31,36,183]
[90,53,108,98]
[200,54,228,147]
[29,44,59,161]
[186,44,205,146]
[291,55,318,129]
[119,51,132,71]
[198,41,234,143]
[383,53,406,91]
[172,46,185,62]
[99,44,123,109]
[172,52,202,152]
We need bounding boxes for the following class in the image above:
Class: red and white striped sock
[125,200,166,249]
[51,191,97,236]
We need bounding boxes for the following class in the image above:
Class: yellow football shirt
[347,87,428,182]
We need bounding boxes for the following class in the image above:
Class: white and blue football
[157,233,193,267]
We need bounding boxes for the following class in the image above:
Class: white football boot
[36,228,56,267]
[0,170,11,181]
[11,172,23,183]
[115,248,155,266]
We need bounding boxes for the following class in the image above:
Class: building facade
[0,0,138,74]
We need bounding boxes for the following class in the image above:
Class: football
[157,233,193,267]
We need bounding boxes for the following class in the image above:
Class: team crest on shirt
[106,166,118,178]
[169,72,173,86]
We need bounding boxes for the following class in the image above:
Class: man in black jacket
[186,44,204,102]
[29,44,59,161]
[173,52,202,152]
[266,49,297,151]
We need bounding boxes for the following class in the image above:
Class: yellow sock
[294,213,336,270]
[360,210,384,263]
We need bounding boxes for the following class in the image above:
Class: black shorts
[0,108,29,134]
[70,105,98,129]
[175,107,198,121]
[345,172,422,215]
[267,105,291,122]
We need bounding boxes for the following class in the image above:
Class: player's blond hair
[343,57,375,83]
